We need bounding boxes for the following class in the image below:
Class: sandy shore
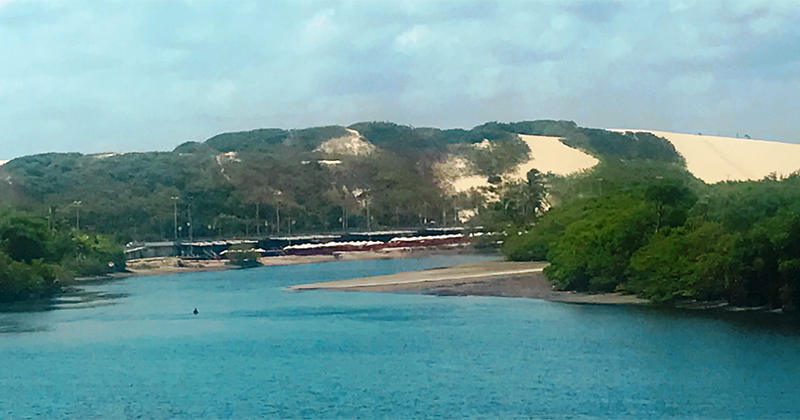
[289,260,647,305]
[122,248,477,277]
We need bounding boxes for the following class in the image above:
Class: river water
[2,254,800,419]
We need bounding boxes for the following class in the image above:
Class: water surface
[2,254,799,419]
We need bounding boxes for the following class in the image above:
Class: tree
[629,220,737,302]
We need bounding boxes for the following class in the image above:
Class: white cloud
[2,0,800,159]
[395,25,430,51]
[298,8,339,52]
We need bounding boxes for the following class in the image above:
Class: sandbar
[288,260,647,305]
[120,248,476,277]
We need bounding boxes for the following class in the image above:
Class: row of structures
[124,228,476,260]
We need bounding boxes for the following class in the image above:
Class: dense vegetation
[0,210,124,302]
[0,121,672,243]
[504,158,800,311]
[3,117,795,310]
[476,120,683,163]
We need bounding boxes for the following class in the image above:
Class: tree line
[0,209,124,302]
[504,159,800,311]
[0,121,670,243]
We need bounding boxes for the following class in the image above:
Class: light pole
[171,197,179,240]
[187,197,193,243]
[73,201,82,230]
[366,202,371,232]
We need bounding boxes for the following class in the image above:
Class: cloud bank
[1,0,799,158]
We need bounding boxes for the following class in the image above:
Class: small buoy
[193,308,199,315]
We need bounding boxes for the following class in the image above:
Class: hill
[0,120,709,242]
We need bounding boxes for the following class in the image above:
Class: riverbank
[122,247,482,277]
[289,260,648,305]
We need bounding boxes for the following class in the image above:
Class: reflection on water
[627,304,800,337]
[0,287,128,334]
[2,254,800,419]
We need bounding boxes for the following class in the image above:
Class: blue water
[2,254,800,419]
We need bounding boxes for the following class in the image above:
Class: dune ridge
[615,130,800,184]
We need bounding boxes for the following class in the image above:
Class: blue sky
[1,0,799,159]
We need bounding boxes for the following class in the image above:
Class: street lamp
[187,197,193,244]
[171,196,179,240]
[73,200,82,230]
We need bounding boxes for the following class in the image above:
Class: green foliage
[225,243,262,268]
[475,120,683,163]
[569,129,684,164]
[452,135,530,176]
[544,194,655,292]
[204,128,289,152]
[481,169,547,230]
[0,120,690,244]
[173,141,216,155]
[629,221,738,302]
[0,211,50,263]
[0,210,123,302]
[0,251,58,302]
[547,160,698,204]
[505,164,800,310]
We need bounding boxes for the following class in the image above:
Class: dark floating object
[193,308,198,315]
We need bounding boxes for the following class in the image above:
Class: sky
[1,0,800,160]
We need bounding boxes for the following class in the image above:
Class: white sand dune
[615,130,800,184]
[510,135,599,180]
[314,128,375,156]
[0,160,6,166]
[449,134,599,194]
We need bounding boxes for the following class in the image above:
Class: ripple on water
[1,255,800,419]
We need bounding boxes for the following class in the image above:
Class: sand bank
[122,248,476,277]
[122,257,230,277]
[288,260,647,305]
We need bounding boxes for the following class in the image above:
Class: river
[1,254,799,419]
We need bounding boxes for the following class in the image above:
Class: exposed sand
[449,134,599,195]
[0,160,7,166]
[288,260,647,305]
[122,248,473,277]
[614,129,800,184]
[511,134,599,179]
[289,260,546,290]
[124,257,230,276]
[314,128,375,156]
[452,175,492,193]
[260,248,449,266]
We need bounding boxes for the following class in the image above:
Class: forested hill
[0,120,680,242]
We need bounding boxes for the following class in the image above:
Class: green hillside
[0,120,681,242]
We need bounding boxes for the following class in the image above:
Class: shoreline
[117,247,484,279]
[289,260,648,305]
